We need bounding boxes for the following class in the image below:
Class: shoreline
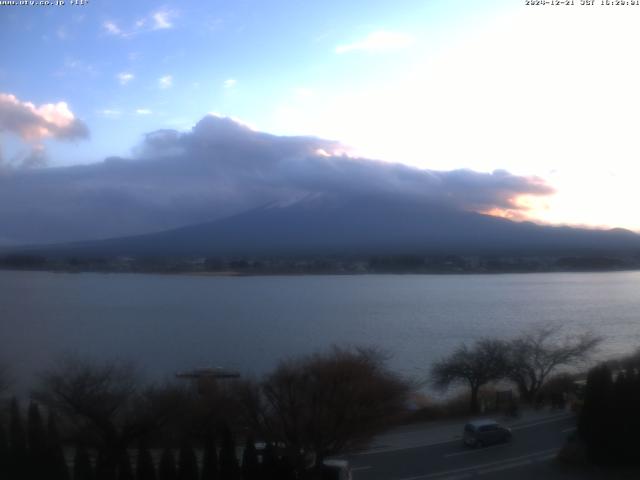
[2,266,640,277]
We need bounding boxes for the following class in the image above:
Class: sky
[2,0,640,243]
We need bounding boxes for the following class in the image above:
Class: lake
[2,270,639,394]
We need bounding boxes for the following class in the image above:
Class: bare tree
[237,346,411,477]
[430,339,509,414]
[34,355,186,478]
[506,326,601,403]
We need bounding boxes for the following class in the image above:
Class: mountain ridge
[9,193,640,260]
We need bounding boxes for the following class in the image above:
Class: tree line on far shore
[0,326,607,479]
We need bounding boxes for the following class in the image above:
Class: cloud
[335,31,413,54]
[103,9,176,38]
[117,72,134,85]
[103,21,122,36]
[97,109,122,118]
[0,114,552,245]
[158,75,173,89]
[135,108,152,115]
[152,9,175,30]
[0,93,89,142]
[223,78,237,89]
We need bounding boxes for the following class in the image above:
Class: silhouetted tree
[136,441,156,480]
[0,423,9,478]
[35,356,184,477]
[178,441,198,480]
[241,436,260,480]
[74,445,95,480]
[631,369,640,458]
[9,398,27,479]
[219,425,240,480]
[579,365,613,464]
[34,357,137,476]
[200,436,218,480]
[613,371,634,463]
[238,346,410,477]
[431,339,508,414]
[47,412,70,480]
[276,454,295,480]
[159,448,178,480]
[260,443,278,480]
[117,451,134,480]
[27,402,47,478]
[506,326,601,403]
[96,449,116,480]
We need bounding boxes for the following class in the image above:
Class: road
[345,414,577,480]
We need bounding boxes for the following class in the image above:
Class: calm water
[2,270,640,392]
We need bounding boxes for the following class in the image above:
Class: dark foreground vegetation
[565,350,640,467]
[0,326,636,479]
[0,347,408,480]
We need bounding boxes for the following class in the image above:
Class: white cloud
[103,10,176,38]
[158,75,173,89]
[335,31,413,54]
[0,93,89,141]
[152,9,174,30]
[223,78,237,89]
[135,108,152,115]
[117,72,134,85]
[103,21,122,36]
[97,109,122,118]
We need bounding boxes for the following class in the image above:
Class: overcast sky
[2,0,640,242]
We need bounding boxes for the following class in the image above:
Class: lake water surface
[2,270,640,393]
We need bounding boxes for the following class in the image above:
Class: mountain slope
[19,194,640,258]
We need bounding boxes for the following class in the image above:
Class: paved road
[345,414,576,480]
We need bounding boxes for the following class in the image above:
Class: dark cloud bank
[0,114,553,245]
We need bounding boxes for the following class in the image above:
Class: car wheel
[475,440,484,448]
[504,433,512,443]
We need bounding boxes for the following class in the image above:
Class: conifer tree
[613,371,634,463]
[631,369,640,464]
[276,454,295,480]
[579,365,613,464]
[159,448,178,480]
[0,423,9,478]
[27,402,47,478]
[96,449,117,480]
[200,437,218,480]
[9,397,27,480]
[117,451,134,480]
[73,445,95,480]
[46,411,70,480]
[260,443,278,480]
[218,426,240,480]
[178,441,198,480]
[241,436,259,480]
[136,441,156,480]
